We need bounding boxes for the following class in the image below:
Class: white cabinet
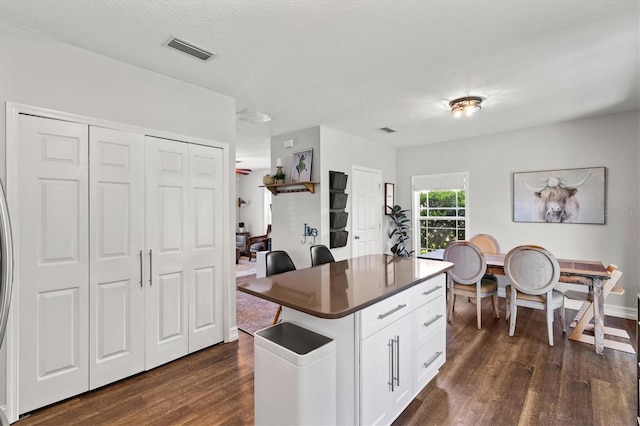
[16,115,225,414]
[411,275,446,393]
[360,313,412,425]
[359,274,446,425]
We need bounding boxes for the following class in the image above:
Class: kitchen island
[238,254,453,425]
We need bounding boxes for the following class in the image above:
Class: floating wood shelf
[261,181,319,195]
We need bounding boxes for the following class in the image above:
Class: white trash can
[254,322,336,425]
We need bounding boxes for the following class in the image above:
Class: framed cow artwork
[513,166,606,224]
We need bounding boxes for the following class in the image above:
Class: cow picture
[513,167,606,224]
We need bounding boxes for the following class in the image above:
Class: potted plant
[387,205,414,257]
[273,170,286,184]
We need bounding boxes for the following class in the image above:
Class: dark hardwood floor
[17,296,637,425]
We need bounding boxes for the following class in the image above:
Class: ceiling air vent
[379,127,397,134]
[165,36,216,61]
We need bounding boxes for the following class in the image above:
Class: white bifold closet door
[89,126,146,390]
[18,115,90,413]
[144,136,224,369]
[17,115,224,414]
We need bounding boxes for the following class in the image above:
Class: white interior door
[17,115,89,413]
[351,167,382,257]
[144,136,190,369]
[89,126,145,389]
[187,144,224,352]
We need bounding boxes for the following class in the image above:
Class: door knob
[354,235,360,239]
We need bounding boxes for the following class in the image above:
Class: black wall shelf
[329,171,348,248]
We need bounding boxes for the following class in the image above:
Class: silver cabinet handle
[422,285,443,296]
[423,314,443,328]
[139,250,143,288]
[394,335,400,388]
[387,338,394,391]
[423,351,443,369]
[149,249,153,286]
[377,304,407,320]
[387,335,401,391]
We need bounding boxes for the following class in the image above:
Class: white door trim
[5,102,233,423]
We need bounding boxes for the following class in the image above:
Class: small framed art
[290,149,313,182]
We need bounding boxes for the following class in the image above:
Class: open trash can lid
[255,322,334,366]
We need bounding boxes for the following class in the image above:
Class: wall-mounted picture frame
[513,166,606,224]
[290,148,313,182]
[385,182,394,214]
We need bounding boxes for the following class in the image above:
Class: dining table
[420,249,611,354]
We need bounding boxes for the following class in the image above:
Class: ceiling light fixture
[236,109,274,124]
[449,96,482,118]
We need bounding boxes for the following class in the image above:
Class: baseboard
[228,326,239,342]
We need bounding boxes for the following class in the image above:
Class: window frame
[411,172,469,255]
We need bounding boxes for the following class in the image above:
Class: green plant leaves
[387,204,414,257]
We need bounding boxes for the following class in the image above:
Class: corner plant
[387,205,414,257]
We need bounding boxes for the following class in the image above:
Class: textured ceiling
[1,0,638,169]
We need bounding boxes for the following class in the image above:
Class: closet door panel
[145,137,189,369]
[188,144,224,352]
[89,127,145,390]
[17,115,89,414]
[157,271,184,339]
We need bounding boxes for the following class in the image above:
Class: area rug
[236,290,278,335]
[236,258,257,278]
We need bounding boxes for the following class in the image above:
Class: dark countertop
[237,254,453,319]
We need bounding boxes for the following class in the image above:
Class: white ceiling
[1,1,638,170]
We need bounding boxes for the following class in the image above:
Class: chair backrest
[504,245,560,295]
[443,241,487,285]
[469,234,500,254]
[265,250,296,276]
[310,245,335,267]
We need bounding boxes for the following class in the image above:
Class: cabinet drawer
[412,295,446,351]
[360,291,412,340]
[413,326,446,394]
[412,274,446,308]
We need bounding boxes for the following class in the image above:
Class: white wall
[396,111,639,316]
[320,126,397,260]
[0,24,236,175]
[269,126,397,268]
[270,127,322,268]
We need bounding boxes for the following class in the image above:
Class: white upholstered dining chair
[443,241,499,329]
[504,245,566,346]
